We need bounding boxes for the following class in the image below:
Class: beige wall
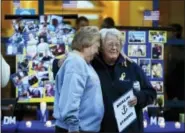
[103,1,153,26]
[159,1,185,38]
[170,1,185,38]
[119,1,130,26]
[129,1,153,26]
[1,1,13,37]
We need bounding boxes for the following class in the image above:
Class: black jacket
[52,59,60,80]
[92,54,156,133]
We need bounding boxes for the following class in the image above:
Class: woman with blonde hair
[53,26,104,133]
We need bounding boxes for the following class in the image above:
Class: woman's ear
[97,48,101,56]
[98,39,103,52]
[99,44,104,53]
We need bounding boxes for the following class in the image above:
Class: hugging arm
[133,65,157,108]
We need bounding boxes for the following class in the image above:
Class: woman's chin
[110,56,118,61]
[111,53,119,58]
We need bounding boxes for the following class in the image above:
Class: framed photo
[11,70,29,87]
[128,31,146,43]
[149,30,167,43]
[138,59,151,76]
[151,43,164,59]
[6,33,25,55]
[151,81,164,93]
[128,45,146,57]
[151,61,163,79]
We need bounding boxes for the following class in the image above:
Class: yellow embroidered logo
[119,72,126,81]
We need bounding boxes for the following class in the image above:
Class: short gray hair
[72,26,100,51]
[99,28,123,46]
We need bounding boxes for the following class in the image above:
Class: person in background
[76,16,89,31]
[1,54,10,88]
[164,23,184,122]
[53,26,104,133]
[101,17,115,29]
[166,23,184,101]
[165,53,184,121]
[169,23,183,39]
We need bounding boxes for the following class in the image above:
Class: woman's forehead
[104,34,119,42]
[105,33,117,38]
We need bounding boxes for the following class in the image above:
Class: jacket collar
[96,53,126,66]
[117,54,126,65]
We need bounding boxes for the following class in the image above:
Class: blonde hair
[72,26,100,51]
[99,28,123,47]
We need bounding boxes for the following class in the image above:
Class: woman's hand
[128,95,137,107]
[120,52,133,63]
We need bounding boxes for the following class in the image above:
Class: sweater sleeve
[133,63,157,108]
[58,72,87,132]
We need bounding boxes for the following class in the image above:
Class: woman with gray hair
[91,28,156,133]
[53,26,104,133]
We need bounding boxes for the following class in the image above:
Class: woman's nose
[112,45,117,50]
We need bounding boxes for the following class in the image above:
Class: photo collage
[123,30,167,107]
[7,15,75,103]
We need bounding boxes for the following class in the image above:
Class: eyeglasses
[107,42,121,48]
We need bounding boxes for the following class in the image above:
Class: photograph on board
[128,31,146,43]
[151,61,163,79]
[149,30,167,43]
[148,94,164,107]
[152,43,164,59]
[138,59,151,76]
[155,94,165,107]
[45,82,55,97]
[151,81,164,93]
[128,45,146,57]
